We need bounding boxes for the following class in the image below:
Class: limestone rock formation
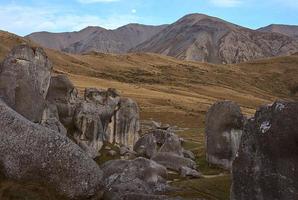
[100,157,170,199]
[46,75,79,129]
[0,44,52,122]
[109,97,140,149]
[0,100,103,199]
[152,152,197,172]
[231,101,298,200]
[133,133,157,158]
[205,101,244,169]
[159,133,184,156]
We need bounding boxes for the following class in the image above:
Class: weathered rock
[231,101,298,200]
[180,166,202,178]
[183,149,196,160]
[150,129,172,145]
[152,152,196,172]
[108,150,117,157]
[0,100,103,199]
[159,133,184,156]
[46,75,79,129]
[100,157,169,199]
[0,44,52,122]
[109,97,140,149]
[73,101,107,158]
[133,133,157,158]
[41,117,67,136]
[205,101,244,169]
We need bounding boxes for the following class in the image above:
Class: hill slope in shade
[26,24,167,54]
[131,14,298,64]
[258,24,298,40]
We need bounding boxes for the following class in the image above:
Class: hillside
[2,30,298,123]
[27,24,167,54]
[258,24,298,40]
[131,14,298,64]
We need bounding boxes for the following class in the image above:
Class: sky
[0,0,298,36]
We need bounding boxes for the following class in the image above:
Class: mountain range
[27,13,298,64]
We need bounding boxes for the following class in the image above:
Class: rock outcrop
[0,100,103,199]
[231,101,298,200]
[46,75,79,129]
[205,101,244,169]
[100,157,170,199]
[109,97,140,150]
[0,44,52,122]
[134,127,200,177]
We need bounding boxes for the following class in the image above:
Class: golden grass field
[1,30,298,200]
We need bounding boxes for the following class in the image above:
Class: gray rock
[231,101,298,200]
[41,117,67,136]
[180,166,202,178]
[150,129,172,145]
[183,149,196,160]
[108,150,117,157]
[109,97,140,149]
[0,100,103,199]
[205,101,244,169]
[159,133,184,156]
[73,101,107,158]
[119,146,130,156]
[0,44,52,122]
[133,133,157,158]
[100,157,169,199]
[46,74,79,129]
[152,152,196,172]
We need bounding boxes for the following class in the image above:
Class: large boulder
[205,101,244,169]
[46,75,79,129]
[152,152,197,172]
[100,157,169,199]
[0,100,103,199]
[0,44,52,122]
[231,101,298,200]
[159,133,184,156]
[109,97,140,149]
[73,88,120,158]
[133,133,157,158]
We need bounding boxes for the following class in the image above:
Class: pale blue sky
[0,0,297,36]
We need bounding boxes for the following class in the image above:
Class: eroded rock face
[152,152,196,172]
[231,101,298,200]
[0,100,103,199]
[133,133,157,158]
[0,44,52,122]
[46,75,79,129]
[110,97,140,149]
[100,157,169,199]
[159,133,184,156]
[73,88,120,158]
[205,101,244,169]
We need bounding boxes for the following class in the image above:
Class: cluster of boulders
[205,100,298,200]
[134,124,201,178]
[0,45,185,199]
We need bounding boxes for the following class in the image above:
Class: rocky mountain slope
[258,24,298,40]
[27,13,298,64]
[131,14,298,64]
[27,24,167,54]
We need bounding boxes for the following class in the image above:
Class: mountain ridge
[26,13,298,64]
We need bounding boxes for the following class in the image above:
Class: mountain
[26,24,167,54]
[258,24,298,40]
[131,14,298,64]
